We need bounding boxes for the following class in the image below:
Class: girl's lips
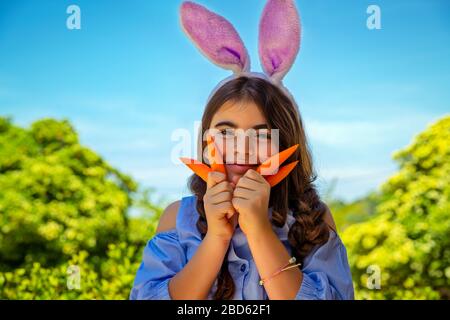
[226,164,259,175]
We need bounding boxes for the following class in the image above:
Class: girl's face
[209,99,277,184]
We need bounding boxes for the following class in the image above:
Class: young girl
[130,0,354,300]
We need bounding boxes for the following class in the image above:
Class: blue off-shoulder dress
[130,195,354,300]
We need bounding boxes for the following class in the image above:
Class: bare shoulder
[155,200,181,234]
[323,203,337,234]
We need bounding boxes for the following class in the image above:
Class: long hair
[188,76,330,299]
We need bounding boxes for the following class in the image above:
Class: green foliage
[328,192,379,233]
[341,116,450,299]
[0,117,161,299]
[2,115,449,300]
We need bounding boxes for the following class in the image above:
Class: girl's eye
[257,131,271,140]
[220,129,235,137]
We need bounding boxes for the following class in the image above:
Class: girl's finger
[207,171,227,189]
[244,169,265,183]
[233,186,253,200]
[210,180,233,196]
[236,176,260,191]
[211,191,232,204]
[231,197,245,211]
[215,201,235,216]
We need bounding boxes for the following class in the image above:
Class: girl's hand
[203,171,238,243]
[232,169,272,238]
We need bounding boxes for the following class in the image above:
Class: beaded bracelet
[259,257,302,286]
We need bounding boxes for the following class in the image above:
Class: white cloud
[304,113,442,149]
[317,165,396,181]
[305,119,390,147]
[314,164,398,201]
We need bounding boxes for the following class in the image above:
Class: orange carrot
[206,135,227,176]
[264,161,299,187]
[179,157,212,182]
[182,144,299,187]
[257,144,299,176]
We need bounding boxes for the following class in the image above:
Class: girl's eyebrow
[214,121,269,130]
[214,120,237,128]
[252,124,270,130]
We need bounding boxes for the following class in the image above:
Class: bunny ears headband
[180,0,301,86]
[179,0,302,187]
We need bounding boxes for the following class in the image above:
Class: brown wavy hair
[188,76,330,300]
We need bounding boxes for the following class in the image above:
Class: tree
[0,117,161,299]
[341,116,450,299]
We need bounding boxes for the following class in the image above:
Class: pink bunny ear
[180,1,250,74]
[259,0,301,83]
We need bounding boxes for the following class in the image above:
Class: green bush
[2,115,449,299]
[0,117,161,299]
[341,116,450,299]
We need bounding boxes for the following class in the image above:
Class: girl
[130,0,354,300]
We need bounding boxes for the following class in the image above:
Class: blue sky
[0,0,449,203]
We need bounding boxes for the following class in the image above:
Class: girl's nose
[234,135,257,163]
